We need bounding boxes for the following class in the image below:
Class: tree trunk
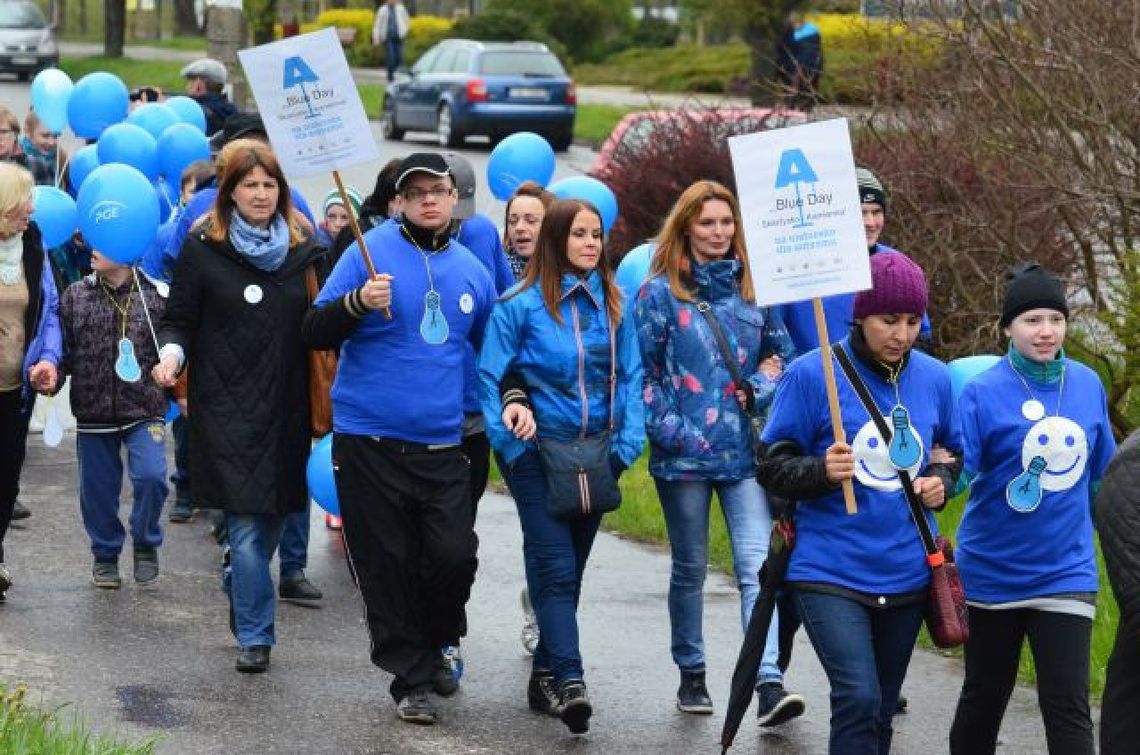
[173,0,200,35]
[206,6,249,109]
[104,0,126,57]
[744,19,779,106]
[79,0,87,35]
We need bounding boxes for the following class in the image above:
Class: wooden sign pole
[333,169,390,319]
[813,297,857,514]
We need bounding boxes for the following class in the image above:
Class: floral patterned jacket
[635,260,795,481]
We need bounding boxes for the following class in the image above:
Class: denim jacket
[636,260,794,481]
[478,270,644,467]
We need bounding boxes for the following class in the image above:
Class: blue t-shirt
[776,246,932,353]
[315,222,496,444]
[454,213,514,414]
[955,358,1116,602]
[761,338,961,594]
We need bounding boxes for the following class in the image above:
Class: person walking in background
[20,110,64,187]
[1095,431,1140,755]
[949,264,1115,755]
[775,12,823,112]
[316,186,362,249]
[153,140,329,674]
[0,162,60,603]
[372,0,410,84]
[180,58,238,138]
[635,180,801,723]
[0,108,28,168]
[303,153,495,725]
[479,199,645,735]
[328,158,403,264]
[60,251,168,588]
[758,252,961,755]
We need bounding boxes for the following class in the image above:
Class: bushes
[447,9,568,62]
[484,0,633,63]
[311,10,454,68]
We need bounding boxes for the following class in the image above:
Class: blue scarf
[1008,344,1065,384]
[229,212,290,273]
[18,135,53,160]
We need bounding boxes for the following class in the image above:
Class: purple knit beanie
[853,252,928,319]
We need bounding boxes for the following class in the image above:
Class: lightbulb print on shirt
[851,417,925,491]
[1006,412,1088,512]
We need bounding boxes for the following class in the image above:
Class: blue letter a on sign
[283,56,319,89]
[774,149,818,189]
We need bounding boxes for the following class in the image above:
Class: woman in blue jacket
[949,264,1115,755]
[757,251,961,755]
[0,162,62,602]
[634,180,801,722]
[479,199,644,736]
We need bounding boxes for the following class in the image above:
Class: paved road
[0,433,1062,754]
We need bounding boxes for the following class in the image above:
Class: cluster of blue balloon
[28,68,212,264]
[486,131,619,234]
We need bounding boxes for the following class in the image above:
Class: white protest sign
[238,27,379,178]
[729,118,870,308]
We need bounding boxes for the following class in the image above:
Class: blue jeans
[171,414,190,506]
[655,477,781,684]
[500,450,602,685]
[223,513,285,648]
[385,37,403,82]
[796,591,925,755]
[277,502,311,581]
[77,423,168,561]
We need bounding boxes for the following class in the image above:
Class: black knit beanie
[856,167,886,211]
[1000,262,1068,327]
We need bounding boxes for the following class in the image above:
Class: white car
[0,0,58,80]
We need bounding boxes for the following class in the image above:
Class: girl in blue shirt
[949,264,1115,755]
[634,180,801,724]
[758,251,961,755]
[478,199,644,736]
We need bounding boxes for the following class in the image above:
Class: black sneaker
[279,575,322,607]
[756,682,805,727]
[677,669,713,714]
[91,560,122,589]
[895,694,908,715]
[133,549,159,584]
[396,688,438,725]
[431,650,459,697]
[559,680,592,734]
[527,669,561,716]
[168,500,193,523]
[235,645,270,673]
[10,501,30,521]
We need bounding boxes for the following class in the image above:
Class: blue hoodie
[636,260,795,481]
[315,221,496,444]
[478,271,645,467]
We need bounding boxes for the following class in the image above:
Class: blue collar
[691,259,740,302]
[1008,344,1065,385]
[559,270,605,310]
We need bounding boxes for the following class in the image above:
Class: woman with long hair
[635,179,801,721]
[153,139,328,674]
[949,264,1115,755]
[478,199,644,735]
[757,251,962,754]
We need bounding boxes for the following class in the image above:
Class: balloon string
[132,267,161,354]
[156,180,176,222]
[55,149,70,190]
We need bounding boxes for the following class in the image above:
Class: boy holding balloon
[59,248,169,589]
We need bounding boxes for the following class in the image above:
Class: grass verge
[0,684,158,754]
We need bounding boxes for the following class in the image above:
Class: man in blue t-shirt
[302,153,495,726]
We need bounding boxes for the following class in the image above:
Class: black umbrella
[720,504,797,753]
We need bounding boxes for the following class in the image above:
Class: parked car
[590,108,809,183]
[0,0,58,80]
[381,39,576,150]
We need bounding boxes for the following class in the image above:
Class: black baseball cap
[395,153,452,190]
[209,112,267,151]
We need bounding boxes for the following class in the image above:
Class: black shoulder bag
[695,300,764,451]
[833,343,969,648]
[537,300,622,520]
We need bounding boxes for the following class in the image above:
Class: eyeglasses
[402,186,453,203]
[0,129,14,137]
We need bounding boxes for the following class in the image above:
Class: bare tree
[173,0,200,35]
[104,0,126,56]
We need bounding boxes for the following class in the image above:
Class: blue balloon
[486,132,556,201]
[68,144,100,194]
[615,242,655,303]
[30,68,73,134]
[157,123,211,184]
[306,435,339,516]
[549,175,619,235]
[77,163,160,265]
[67,72,129,139]
[153,177,177,222]
[948,355,1001,402]
[163,95,208,134]
[127,103,180,140]
[97,123,159,181]
[32,186,78,248]
[164,399,181,424]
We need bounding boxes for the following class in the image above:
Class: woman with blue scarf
[154,139,328,674]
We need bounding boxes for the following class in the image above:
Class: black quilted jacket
[158,228,326,516]
[1096,431,1140,625]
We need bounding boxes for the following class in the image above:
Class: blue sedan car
[381,39,577,151]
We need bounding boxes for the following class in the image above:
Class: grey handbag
[537,300,622,519]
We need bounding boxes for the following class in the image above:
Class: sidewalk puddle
[116,684,190,728]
